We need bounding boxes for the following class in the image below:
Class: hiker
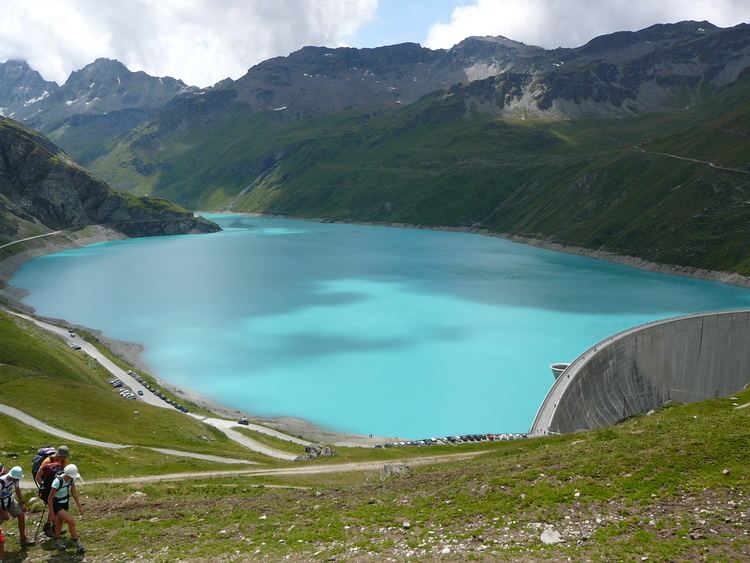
[48,464,84,553]
[35,445,70,537]
[0,466,32,547]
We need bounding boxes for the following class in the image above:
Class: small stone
[541,527,562,545]
[381,463,412,478]
[129,491,147,500]
[441,547,451,554]
[574,491,581,498]
[259,515,267,520]
[722,468,731,475]
[149,517,159,523]
[402,521,411,529]
[218,529,227,535]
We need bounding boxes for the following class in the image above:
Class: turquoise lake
[10,214,750,437]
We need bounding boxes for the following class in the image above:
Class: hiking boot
[74,539,85,553]
[43,522,54,537]
[53,539,67,550]
[19,537,35,547]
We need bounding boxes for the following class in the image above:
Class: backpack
[39,461,65,494]
[31,446,57,486]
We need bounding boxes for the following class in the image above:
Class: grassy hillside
[0,310,258,461]
[60,72,750,276]
[3,380,746,561]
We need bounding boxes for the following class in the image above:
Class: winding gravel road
[3,309,302,460]
[35,451,489,487]
[0,404,255,465]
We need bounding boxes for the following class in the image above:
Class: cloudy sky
[1,0,747,87]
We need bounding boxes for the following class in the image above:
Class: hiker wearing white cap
[35,445,71,538]
[47,464,84,553]
[0,466,33,548]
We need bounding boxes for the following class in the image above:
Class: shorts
[7,499,21,518]
[0,498,20,518]
[39,487,51,503]
[52,499,69,514]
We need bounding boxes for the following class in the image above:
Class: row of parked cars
[127,370,190,413]
[109,379,138,400]
[378,433,527,448]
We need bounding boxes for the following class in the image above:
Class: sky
[1,0,747,88]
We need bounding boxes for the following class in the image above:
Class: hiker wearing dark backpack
[0,466,33,548]
[48,464,84,553]
[34,445,69,537]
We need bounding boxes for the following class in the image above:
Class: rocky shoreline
[225,211,750,288]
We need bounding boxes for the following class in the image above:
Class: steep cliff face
[0,117,218,244]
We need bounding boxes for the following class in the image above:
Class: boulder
[295,443,335,461]
[380,463,412,478]
[541,526,562,545]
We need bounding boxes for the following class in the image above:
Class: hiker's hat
[56,445,70,458]
[63,464,81,480]
[8,466,24,480]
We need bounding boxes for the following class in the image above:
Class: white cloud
[0,0,378,87]
[425,0,749,50]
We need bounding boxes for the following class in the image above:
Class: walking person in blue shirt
[47,464,85,553]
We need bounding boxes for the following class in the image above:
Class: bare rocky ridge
[0,116,218,244]
[0,57,195,130]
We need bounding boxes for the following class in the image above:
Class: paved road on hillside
[0,404,255,465]
[0,230,65,250]
[4,309,300,460]
[187,415,303,461]
[5,310,168,409]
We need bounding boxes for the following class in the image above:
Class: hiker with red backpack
[0,466,33,548]
[47,464,84,553]
[33,446,70,537]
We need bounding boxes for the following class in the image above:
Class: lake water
[10,214,750,437]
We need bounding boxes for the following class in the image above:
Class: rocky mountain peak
[0,59,58,118]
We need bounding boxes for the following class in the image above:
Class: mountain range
[1,20,749,275]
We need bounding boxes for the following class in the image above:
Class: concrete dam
[531,310,750,435]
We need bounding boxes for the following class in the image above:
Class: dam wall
[530,310,750,435]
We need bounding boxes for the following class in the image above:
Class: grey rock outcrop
[380,463,413,478]
[295,443,335,461]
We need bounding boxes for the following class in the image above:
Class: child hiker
[0,466,32,548]
[47,464,84,553]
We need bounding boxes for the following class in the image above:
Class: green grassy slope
[14,385,746,561]
[60,73,750,275]
[0,310,258,460]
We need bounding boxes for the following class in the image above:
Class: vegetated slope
[0,117,218,245]
[80,69,750,275]
[15,381,750,560]
[0,310,259,463]
[42,20,750,170]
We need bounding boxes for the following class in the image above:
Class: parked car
[137,390,143,396]
[238,417,250,425]
[68,343,82,350]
